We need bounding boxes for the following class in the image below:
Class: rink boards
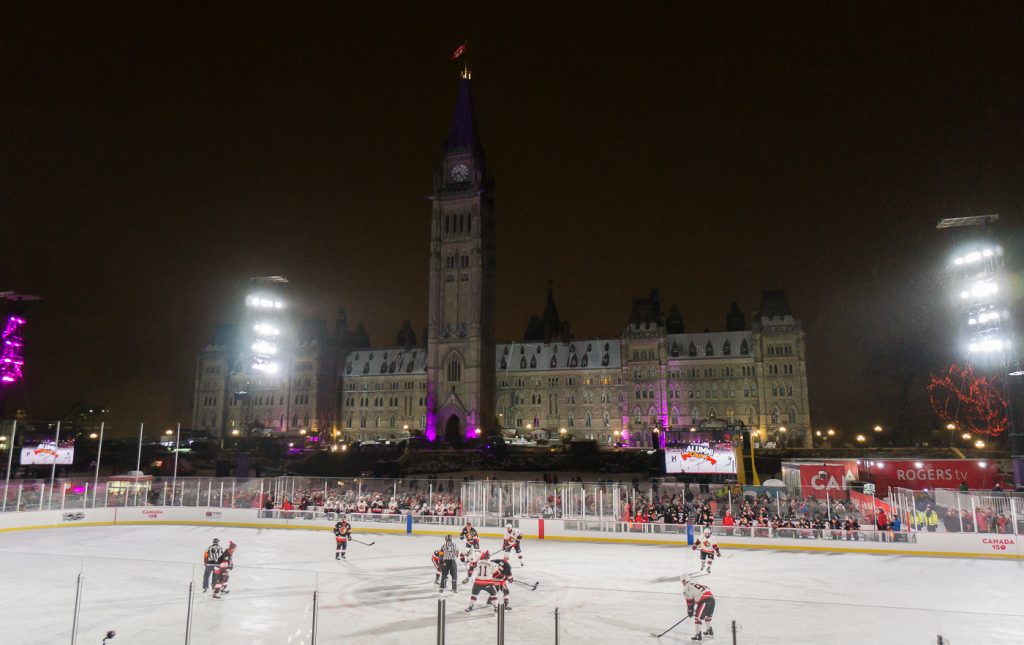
[0,505,1019,560]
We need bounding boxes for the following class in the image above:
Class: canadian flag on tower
[451,41,467,61]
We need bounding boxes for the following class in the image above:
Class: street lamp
[874,425,883,433]
[231,429,240,437]
[164,429,173,436]
[961,432,971,440]
[856,434,866,443]
[299,429,306,436]
[779,426,787,433]
[815,430,822,437]
[89,433,98,440]
[975,440,986,449]
[827,428,836,437]
[402,424,409,431]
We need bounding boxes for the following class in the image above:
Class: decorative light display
[928,364,1008,438]
[0,315,26,384]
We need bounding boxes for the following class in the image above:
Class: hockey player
[334,516,352,560]
[202,538,224,593]
[437,535,459,593]
[465,550,504,612]
[692,527,721,573]
[681,574,715,641]
[489,551,514,610]
[462,545,486,584]
[502,524,524,566]
[211,541,237,599]
[459,521,481,549]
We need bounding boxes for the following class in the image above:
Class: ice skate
[691,633,702,642]
[703,626,714,639]
[464,605,474,613]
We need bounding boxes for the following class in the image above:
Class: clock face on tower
[450,163,469,183]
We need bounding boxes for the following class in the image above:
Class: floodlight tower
[240,276,290,433]
[937,215,1022,483]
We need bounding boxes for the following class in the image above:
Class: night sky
[3,3,1023,437]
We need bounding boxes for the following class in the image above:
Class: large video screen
[665,443,736,474]
[20,440,75,465]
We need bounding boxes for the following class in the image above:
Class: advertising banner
[867,460,997,496]
[797,463,855,499]
[664,443,736,474]
[849,490,891,525]
[20,440,75,465]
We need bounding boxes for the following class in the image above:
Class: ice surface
[1,525,1021,644]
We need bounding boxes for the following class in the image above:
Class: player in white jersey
[681,574,716,641]
[502,524,524,566]
[461,542,484,583]
[465,551,507,612]
[692,527,721,573]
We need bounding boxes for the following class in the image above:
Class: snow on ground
[1,525,1021,645]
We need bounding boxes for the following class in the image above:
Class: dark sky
[3,3,1023,435]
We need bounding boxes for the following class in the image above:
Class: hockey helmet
[506,523,513,531]
[680,574,690,586]
[703,528,712,537]
[502,552,510,561]
[466,521,473,527]
[212,538,220,544]
[481,549,490,559]
[228,541,237,549]
[445,534,454,543]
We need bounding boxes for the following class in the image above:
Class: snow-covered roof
[496,339,621,371]
[344,346,427,377]
[666,332,753,360]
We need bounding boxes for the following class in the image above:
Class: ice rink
[1,524,1022,645]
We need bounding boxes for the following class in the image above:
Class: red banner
[798,462,858,499]
[849,490,891,524]
[867,460,997,496]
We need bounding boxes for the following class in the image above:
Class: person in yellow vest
[910,507,926,531]
[923,505,940,532]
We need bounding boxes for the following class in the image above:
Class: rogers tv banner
[665,443,736,474]
[869,460,997,496]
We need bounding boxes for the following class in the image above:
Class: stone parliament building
[192,73,812,449]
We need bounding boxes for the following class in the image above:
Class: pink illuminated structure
[1,315,26,384]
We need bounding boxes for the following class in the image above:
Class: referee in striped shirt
[438,535,459,593]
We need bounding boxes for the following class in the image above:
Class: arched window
[647,384,655,399]
[461,253,469,268]
[688,342,697,357]
[585,412,592,427]
[770,408,780,424]
[359,415,367,428]
[447,356,462,382]
[389,415,396,428]
[671,408,680,425]
[568,413,575,427]
[726,407,734,421]
[375,415,382,428]
[786,384,793,396]
[723,340,731,356]
[291,413,299,427]
[705,341,714,357]
[740,339,749,355]
[671,341,680,357]
[634,386,641,399]
[707,407,717,419]
[603,411,610,427]
[692,408,700,421]
[346,415,352,428]
[747,408,755,426]
[788,408,797,424]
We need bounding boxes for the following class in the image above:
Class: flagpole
[135,422,144,472]
[172,422,181,506]
[3,420,16,512]
[92,422,105,508]
[48,420,61,509]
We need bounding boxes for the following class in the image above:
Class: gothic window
[569,355,578,368]
[671,341,680,357]
[520,357,526,369]
[375,415,382,428]
[648,406,657,417]
[530,356,537,368]
[647,384,655,399]
[788,408,797,424]
[771,383,778,396]
[585,412,592,427]
[688,342,697,357]
[501,356,508,369]
[771,408,780,424]
[786,384,793,396]
[705,341,714,357]
[389,415,396,428]
[723,341,731,356]
[580,354,588,367]
[747,408,756,426]
[708,408,717,419]
[447,357,462,382]
[603,411,611,427]
[635,386,641,399]
[740,339,749,355]
[671,408,680,425]
[692,408,700,420]
[346,415,352,428]
[568,413,575,427]
[461,253,469,268]
[550,356,557,368]
[633,406,641,417]
[359,415,367,428]
[602,352,610,366]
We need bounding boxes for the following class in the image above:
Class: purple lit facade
[0,315,26,384]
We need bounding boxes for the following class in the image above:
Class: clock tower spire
[425,76,496,443]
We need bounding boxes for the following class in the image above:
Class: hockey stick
[512,579,539,591]
[651,616,689,638]
[350,538,376,546]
